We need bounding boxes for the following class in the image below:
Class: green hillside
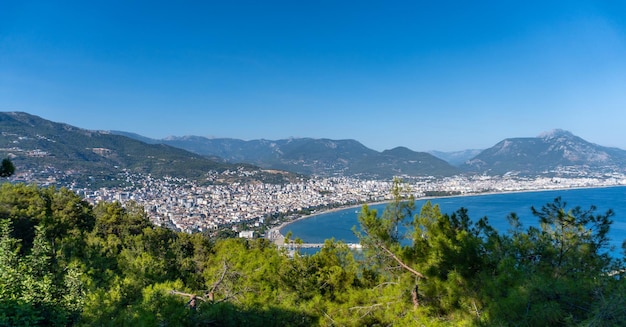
[0,112,296,187]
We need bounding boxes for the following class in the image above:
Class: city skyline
[2,1,626,152]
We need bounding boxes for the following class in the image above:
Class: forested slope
[0,182,624,326]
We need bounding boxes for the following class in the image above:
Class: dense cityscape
[9,166,626,235]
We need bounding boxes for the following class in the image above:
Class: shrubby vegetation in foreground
[0,181,624,326]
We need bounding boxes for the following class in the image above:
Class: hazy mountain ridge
[122,134,459,178]
[3,112,625,182]
[428,149,483,166]
[115,128,626,178]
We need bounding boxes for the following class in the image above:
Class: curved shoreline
[270,184,626,246]
[268,202,376,246]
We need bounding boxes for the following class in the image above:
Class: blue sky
[1,1,625,152]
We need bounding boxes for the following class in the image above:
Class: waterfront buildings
[10,167,626,234]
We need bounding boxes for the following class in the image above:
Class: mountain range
[113,132,460,178]
[2,112,626,189]
[115,129,626,178]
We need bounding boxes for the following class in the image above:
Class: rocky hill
[463,129,626,175]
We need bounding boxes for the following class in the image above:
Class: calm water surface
[281,186,626,257]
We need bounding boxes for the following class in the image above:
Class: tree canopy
[0,181,624,326]
[0,158,15,177]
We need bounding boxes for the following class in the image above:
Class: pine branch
[169,290,206,302]
[209,260,230,295]
[379,243,425,279]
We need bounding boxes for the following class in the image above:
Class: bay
[281,186,626,257]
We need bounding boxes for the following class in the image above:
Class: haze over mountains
[2,112,626,189]
[115,128,626,178]
[114,132,460,178]
[428,149,483,166]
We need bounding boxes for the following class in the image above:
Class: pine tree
[0,158,15,177]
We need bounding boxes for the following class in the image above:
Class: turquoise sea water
[281,186,626,257]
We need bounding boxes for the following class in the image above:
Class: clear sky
[1,1,625,152]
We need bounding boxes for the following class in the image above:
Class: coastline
[269,184,626,246]
[268,202,376,246]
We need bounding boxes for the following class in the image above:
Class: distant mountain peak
[538,129,574,139]
[384,146,412,153]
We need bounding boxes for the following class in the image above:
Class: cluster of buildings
[10,167,626,234]
[74,173,393,233]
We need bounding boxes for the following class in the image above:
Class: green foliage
[0,220,85,325]
[0,183,48,251]
[0,182,623,326]
[0,158,15,177]
[479,197,624,326]
[355,180,625,325]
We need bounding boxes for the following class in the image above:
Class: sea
[280,186,626,258]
